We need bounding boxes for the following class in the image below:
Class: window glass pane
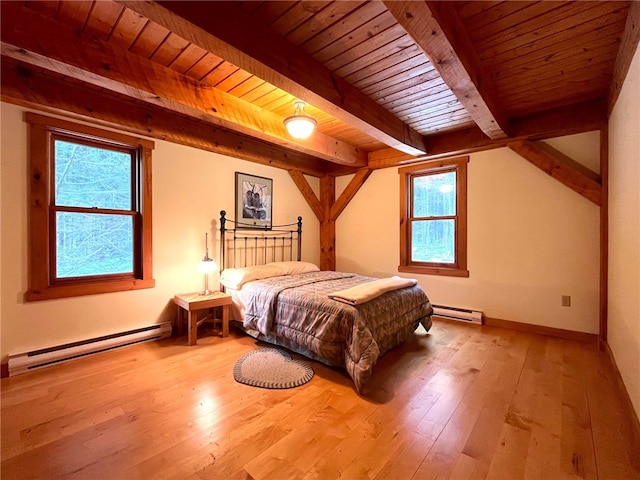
[54,140,131,210]
[411,219,455,264]
[56,212,133,278]
[413,171,456,217]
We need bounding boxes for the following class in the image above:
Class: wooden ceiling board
[23,0,60,18]
[503,61,614,106]
[466,1,569,41]
[261,93,299,117]
[57,0,93,30]
[239,82,280,104]
[268,1,330,36]
[456,1,538,26]
[247,1,298,26]
[148,32,189,67]
[408,96,466,117]
[285,1,367,47]
[358,60,434,95]
[344,48,423,86]
[169,43,208,74]
[127,20,170,58]
[310,9,397,64]
[109,7,148,50]
[391,88,461,116]
[300,1,388,55]
[323,23,407,73]
[202,60,241,87]
[413,114,476,133]
[333,34,416,79]
[369,68,441,104]
[378,78,451,109]
[215,68,254,93]
[228,76,268,99]
[465,1,629,119]
[494,37,623,90]
[474,2,623,56]
[251,88,290,110]
[186,53,225,83]
[482,10,625,66]
[238,1,267,16]
[401,100,468,124]
[84,1,124,41]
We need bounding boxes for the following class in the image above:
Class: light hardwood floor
[1,319,639,480]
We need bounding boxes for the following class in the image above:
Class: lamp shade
[284,100,317,139]
[198,258,218,273]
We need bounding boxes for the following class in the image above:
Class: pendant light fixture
[283,99,317,139]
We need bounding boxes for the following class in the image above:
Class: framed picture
[235,172,272,229]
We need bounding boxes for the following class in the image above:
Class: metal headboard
[219,210,302,272]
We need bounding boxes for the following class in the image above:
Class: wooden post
[599,126,609,347]
[320,175,336,271]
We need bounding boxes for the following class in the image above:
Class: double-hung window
[25,113,154,301]
[399,156,469,277]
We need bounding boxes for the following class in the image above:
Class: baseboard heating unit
[8,322,172,376]
[432,305,483,325]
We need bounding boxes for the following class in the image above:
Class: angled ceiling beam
[118,0,428,156]
[608,0,640,112]
[384,0,510,140]
[289,170,323,222]
[0,4,365,167]
[507,140,602,206]
[330,169,372,221]
[1,58,327,177]
[368,98,607,169]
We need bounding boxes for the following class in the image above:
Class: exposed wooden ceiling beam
[118,0,428,156]
[0,3,365,168]
[368,98,607,169]
[384,0,510,140]
[1,58,328,177]
[608,0,640,112]
[508,140,602,206]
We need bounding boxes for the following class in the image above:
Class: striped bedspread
[241,271,433,393]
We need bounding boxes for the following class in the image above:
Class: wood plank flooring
[2,319,639,480]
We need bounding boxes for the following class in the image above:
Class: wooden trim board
[483,316,597,343]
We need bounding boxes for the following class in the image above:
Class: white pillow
[267,261,319,275]
[220,261,319,289]
[220,264,285,290]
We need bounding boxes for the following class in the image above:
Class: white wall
[336,140,601,334]
[0,103,320,361]
[608,42,640,418]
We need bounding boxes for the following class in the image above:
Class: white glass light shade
[198,258,218,273]
[284,100,317,139]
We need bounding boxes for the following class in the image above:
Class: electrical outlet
[562,295,571,307]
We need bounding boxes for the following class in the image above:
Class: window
[25,113,155,301]
[399,156,469,277]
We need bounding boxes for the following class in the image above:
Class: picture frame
[235,172,273,229]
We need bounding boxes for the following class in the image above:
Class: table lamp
[198,233,218,295]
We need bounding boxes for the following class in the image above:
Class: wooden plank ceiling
[1,1,637,177]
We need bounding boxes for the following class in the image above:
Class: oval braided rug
[233,348,314,389]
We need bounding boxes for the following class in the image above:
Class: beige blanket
[328,276,418,305]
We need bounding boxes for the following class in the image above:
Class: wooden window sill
[25,278,156,302]
[398,265,469,278]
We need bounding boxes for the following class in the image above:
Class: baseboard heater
[432,305,483,325]
[8,322,172,376]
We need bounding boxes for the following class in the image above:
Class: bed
[218,211,433,393]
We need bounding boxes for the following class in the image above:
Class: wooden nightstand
[173,291,232,345]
